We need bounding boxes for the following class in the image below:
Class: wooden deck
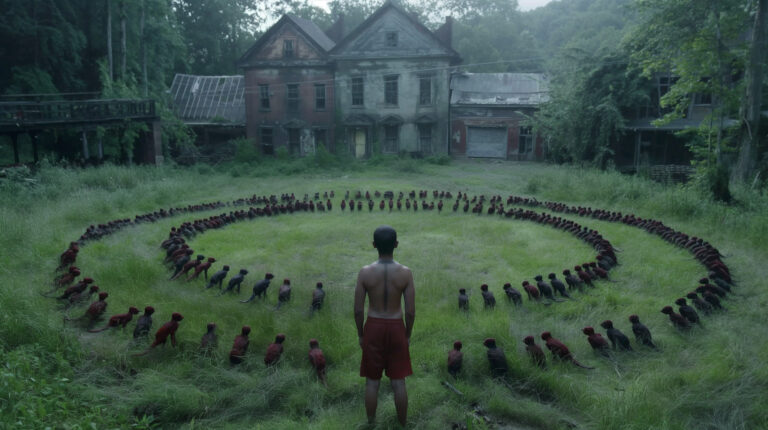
[0,99,157,132]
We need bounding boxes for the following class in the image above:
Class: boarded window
[418,124,432,152]
[384,75,398,105]
[260,127,274,154]
[315,84,326,110]
[259,85,270,109]
[385,31,398,47]
[288,128,300,154]
[287,84,299,112]
[419,75,432,105]
[519,126,533,154]
[283,40,294,58]
[351,77,364,106]
[383,125,399,153]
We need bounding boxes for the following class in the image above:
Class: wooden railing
[0,99,156,128]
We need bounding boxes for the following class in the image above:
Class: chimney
[435,16,453,48]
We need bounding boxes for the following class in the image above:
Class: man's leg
[365,378,380,424]
[391,378,408,427]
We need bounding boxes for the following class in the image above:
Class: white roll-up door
[466,127,507,158]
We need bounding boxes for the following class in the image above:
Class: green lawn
[1,159,767,429]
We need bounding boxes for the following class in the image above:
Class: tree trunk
[141,0,147,96]
[120,0,126,79]
[735,0,767,183]
[107,0,113,81]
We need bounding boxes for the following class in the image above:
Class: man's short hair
[373,225,397,254]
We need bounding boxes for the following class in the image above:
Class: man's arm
[354,269,367,345]
[402,269,415,341]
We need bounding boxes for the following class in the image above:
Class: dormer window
[283,39,294,58]
[385,31,398,47]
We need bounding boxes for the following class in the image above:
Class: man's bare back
[356,259,414,319]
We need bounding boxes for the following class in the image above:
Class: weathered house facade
[330,2,460,158]
[238,15,336,155]
[617,74,717,173]
[450,73,548,160]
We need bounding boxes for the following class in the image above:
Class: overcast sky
[307,0,554,12]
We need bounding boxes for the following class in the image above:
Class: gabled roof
[170,74,245,125]
[288,15,336,52]
[330,0,460,61]
[451,73,549,106]
[238,15,335,68]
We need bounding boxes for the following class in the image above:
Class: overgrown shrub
[233,137,260,164]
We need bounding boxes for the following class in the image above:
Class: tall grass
[1,159,767,429]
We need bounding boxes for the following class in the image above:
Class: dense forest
[0,0,766,197]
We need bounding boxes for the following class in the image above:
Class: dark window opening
[260,127,274,155]
[385,31,398,47]
[519,126,533,154]
[288,128,300,154]
[694,92,712,105]
[419,75,432,105]
[314,129,327,149]
[283,40,294,58]
[259,85,270,109]
[351,77,364,106]
[315,84,326,110]
[418,124,432,152]
[383,125,399,153]
[658,76,678,115]
[384,75,398,105]
[287,84,299,112]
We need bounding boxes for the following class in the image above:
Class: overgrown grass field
[1,159,767,429]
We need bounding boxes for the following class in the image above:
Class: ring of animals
[53,188,733,425]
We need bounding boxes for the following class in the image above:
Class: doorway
[354,128,366,158]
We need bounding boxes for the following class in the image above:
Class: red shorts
[360,317,412,380]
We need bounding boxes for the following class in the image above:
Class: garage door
[466,127,507,158]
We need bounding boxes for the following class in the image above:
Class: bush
[426,154,452,165]
[275,146,291,161]
[233,138,260,164]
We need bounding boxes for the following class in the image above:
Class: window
[351,77,364,106]
[519,126,533,154]
[384,75,398,105]
[315,84,326,110]
[694,92,712,105]
[658,75,679,115]
[418,124,432,152]
[288,128,300,154]
[419,75,432,105]
[385,31,398,47]
[283,39,294,58]
[314,129,327,149]
[383,125,399,153]
[260,127,274,155]
[259,85,270,109]
[287,84,299,112]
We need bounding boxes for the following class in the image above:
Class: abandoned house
[238,14,337,155]
[617,74,726,179]
[329,1,459,158]
[450,72,548,160]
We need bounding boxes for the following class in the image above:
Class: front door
[354,128,366,159]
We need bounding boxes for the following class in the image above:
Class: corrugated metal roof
[170,74,245,125]
[287,15,336,52]
[450,73,549,106]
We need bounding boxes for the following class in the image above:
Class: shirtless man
[354,226,415,428]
